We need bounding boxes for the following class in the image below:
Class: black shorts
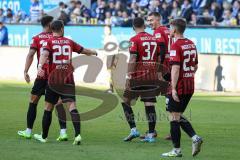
[31,79,47,96]
[166,94,193,113]
[123,85,157,103]
[45,84,76,105]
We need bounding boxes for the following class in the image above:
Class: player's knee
[30,95,40,104]
[169,112,181,121]
[67,102,77,112]
[56,99,63,106]
[45,102,54,111]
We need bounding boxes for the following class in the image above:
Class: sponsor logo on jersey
[170,50,176,57]
[155,33,161,39]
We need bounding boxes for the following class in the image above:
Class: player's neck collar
[137,31,146,34]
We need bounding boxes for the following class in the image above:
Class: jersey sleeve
[30,37,38,50]
[154,30,166,44]
[72,41,84,54]
[42,40,52,52]
[169,43,181,65]
[129,37,138,55]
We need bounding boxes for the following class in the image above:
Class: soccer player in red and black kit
[161,18,203,157]
[148,12,173,72]
[33,20,97,145]
[122,17,161,143]
[148,12,173,140]
[18,16,68,141]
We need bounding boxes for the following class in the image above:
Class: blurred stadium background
[0,0,240,160]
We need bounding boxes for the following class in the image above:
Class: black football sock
[70,109,81,137]
[179,116,196,138]
[56,104,67,129]
[42,110,52,139]
[122,102,136,129]
[170,121,181,148]
[145,105,156,134]
[27,103,38,129]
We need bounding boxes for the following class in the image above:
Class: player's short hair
[148,12,161,18]
[170,18,187,34]
[132,17,145,29]
[51,20,64,32]
[41,15,54,28]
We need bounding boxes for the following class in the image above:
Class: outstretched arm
[81,48,98,56]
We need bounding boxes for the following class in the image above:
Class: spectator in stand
[96,0,108,24]
[0,20,8,46]
[4,9,13,23]
[59,2,69,14]
[237,12,240,25]
[198,8,214,25]
[91,0,102,17]
[13,10,28,23]
[129,1,139,17]
[58,10,70,25]
[67,0,77,17]
[30,0,43,23]
[0,9,4,22]
[111,10,124,26]
[161,2,171,24]
[115,0,124,12]
[180,0,193,23]
[149,0,162,13]
[82,10,92,24]
[105,11,113,25]
[192,0,211,15]
[209,2,222,22]
[108,0,117,16]
[121,10,132,27]
[76,0,89,17]
[189,12,197,25]
[169,0,181,19]
[231,0,240,18]
[212,9,237,26]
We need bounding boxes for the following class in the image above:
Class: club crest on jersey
[42,42,47,47]
[170,50,176,57]
[155,33,161,38]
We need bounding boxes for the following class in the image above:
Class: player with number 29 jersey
[170,38,198,95]
[43,36,83,72]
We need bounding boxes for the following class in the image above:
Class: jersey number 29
[53,45,71,64]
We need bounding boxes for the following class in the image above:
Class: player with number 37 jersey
[129,32,160,81]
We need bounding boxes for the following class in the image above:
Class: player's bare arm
[24,49,36,83]
[127,54,137,77]
[125,54,136,89]
[81,48,98,56]
[37,50,49,77]
[171,65,180,102]
[194,64,198,73]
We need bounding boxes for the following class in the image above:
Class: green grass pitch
[0,82,239,160]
